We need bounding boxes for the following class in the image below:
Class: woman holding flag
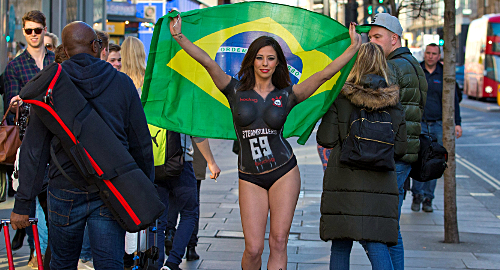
[168,13,361,270]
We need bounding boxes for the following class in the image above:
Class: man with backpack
[411,43,462,213]
[153,132,220,270]
[368,13,428,270]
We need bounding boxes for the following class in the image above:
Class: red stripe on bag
[103,180,141,225]
[47,64,62,96]
[23,100,142,226]
[24,100,77,143]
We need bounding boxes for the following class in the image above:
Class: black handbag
[410,132,448,182]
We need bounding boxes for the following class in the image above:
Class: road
[455,99,500,218]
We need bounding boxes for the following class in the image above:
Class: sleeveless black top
[222,78,298,175]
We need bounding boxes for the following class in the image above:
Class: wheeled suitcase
[1,218,44,270]
[133,221,159,270]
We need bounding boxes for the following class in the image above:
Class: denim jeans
[35,198,48,254]
[79,226,92,261]
[411,121,443,200]
[330,240,393,270]
[48,186,125,270]
[167,180,202,247]
[389,161,412,270]
[26,200,36,250]
[157,161,199,268]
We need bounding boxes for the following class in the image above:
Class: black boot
[186,245,199,261]
[164,229,175,256]
[11,228,26,251]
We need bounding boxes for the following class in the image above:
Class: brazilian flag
[142,1,367,145]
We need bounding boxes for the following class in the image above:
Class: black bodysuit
[222,78,298,190]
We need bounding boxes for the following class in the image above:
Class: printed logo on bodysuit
[240,97,258,103]
[272,96,282,107]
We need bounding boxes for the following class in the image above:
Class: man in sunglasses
[3,10,55,115]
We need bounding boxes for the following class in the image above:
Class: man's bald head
[62,21,100,58]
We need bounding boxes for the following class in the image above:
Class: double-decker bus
[464,14,500,102]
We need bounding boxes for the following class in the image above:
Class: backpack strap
[50,138,99,193]
[391,55,430,134]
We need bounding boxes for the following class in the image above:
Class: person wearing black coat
[317,43,407,270]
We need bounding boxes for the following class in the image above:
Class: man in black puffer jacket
[10,21,154,270]
[367,13,428,270]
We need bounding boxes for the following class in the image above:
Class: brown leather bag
[0,102,22,164]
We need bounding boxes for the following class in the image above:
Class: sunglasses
[45,44,53,49]
[90,39,103,49]
[24,28,43,35]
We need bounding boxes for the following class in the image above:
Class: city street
[1,98,500,269]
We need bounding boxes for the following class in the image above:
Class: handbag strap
[1,101,20,125]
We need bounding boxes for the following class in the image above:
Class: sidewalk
[1,133,500,269]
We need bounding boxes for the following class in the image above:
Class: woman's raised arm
[292,23,362,103]
[170,14,232,90]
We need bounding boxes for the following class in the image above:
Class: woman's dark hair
[54,44,69,63]
[237,36,291,91]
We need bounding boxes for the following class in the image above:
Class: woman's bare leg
[267,166,301,270]
[239,179,270,270]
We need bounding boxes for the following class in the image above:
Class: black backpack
[154,130,185,182]
[340,107,396,171]
[410,133,448,182]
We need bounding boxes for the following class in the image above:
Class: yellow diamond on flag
[167,17,340,108]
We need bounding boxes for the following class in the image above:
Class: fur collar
[341,82,400,110]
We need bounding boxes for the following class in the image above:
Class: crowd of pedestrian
[0,7,462,270]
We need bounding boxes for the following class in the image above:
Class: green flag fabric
[142,1,368,145]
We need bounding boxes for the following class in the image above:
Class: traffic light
[365,0,373,23]
[6,35,10,42]
[437,27,444,46]
[374,0,390,15]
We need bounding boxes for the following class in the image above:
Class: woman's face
[44,36,54,51]
[253,45,278,80]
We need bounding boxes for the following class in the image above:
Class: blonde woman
[121,36,146,96]
[317,43,407,270]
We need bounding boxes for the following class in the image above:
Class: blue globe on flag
[215,31,304,85]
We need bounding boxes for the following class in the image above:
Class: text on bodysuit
[242,128,277,139]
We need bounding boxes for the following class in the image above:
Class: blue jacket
[14,53,154,215]
[420,61,461,126]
